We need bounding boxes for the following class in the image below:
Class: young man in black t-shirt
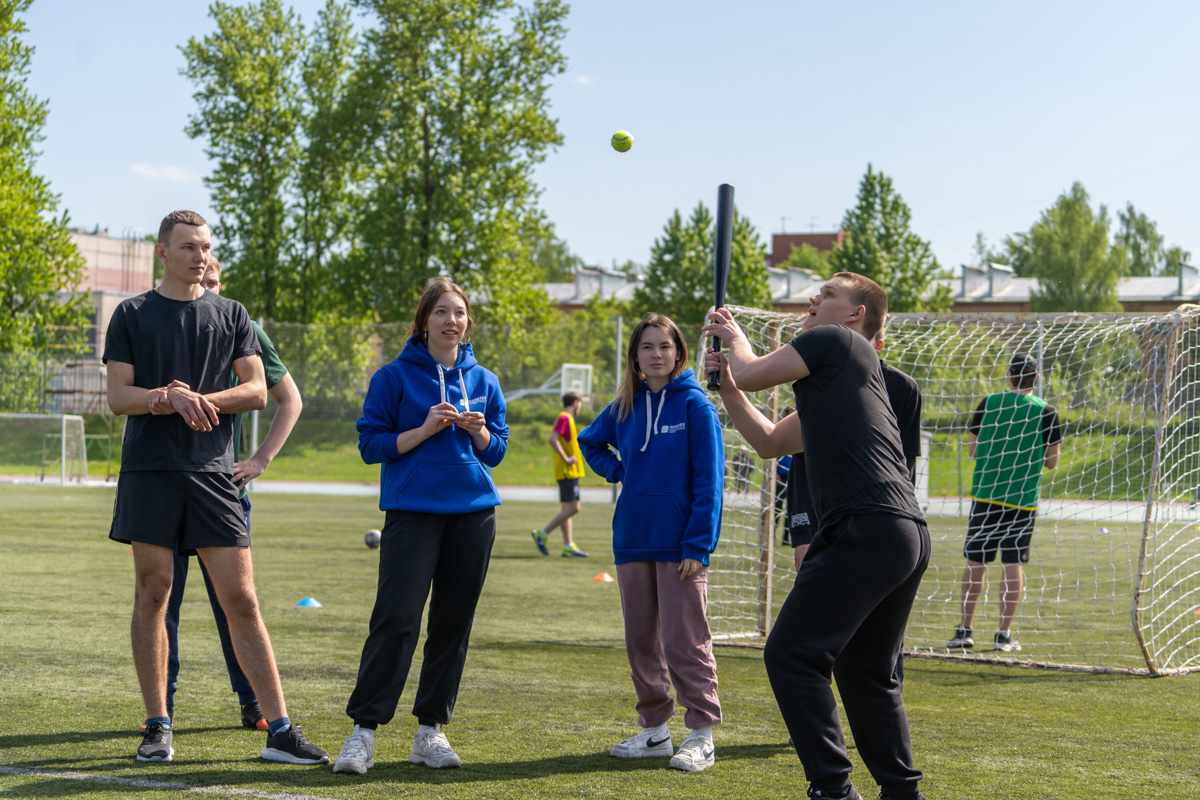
[704,273,930,800]
[104,210,327,766]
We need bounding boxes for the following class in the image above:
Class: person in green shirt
[948,352,1063,653]
[156,255,303,729]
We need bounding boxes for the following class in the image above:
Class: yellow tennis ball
[611,130,633,153]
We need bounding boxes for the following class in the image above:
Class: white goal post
[705,304,1200,676]
[0,413,89,485]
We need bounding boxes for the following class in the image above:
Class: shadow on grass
[0,744,799,793]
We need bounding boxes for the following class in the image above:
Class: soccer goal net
[705,304,1200,675]
[0,413,89,485]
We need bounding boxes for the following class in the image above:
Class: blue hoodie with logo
[578,368,724,565]
[357,335,508,514]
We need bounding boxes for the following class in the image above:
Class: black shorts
[963,500,1035,564]
[558,478,581,503]
[110,470,249,555]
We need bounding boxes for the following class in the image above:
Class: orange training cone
[593,572,615,582]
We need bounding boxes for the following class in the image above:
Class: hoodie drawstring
[436,363,470,413]
[640,390,667,452]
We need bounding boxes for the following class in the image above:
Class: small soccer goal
[560,363,593,398]
[0,413,90,485]
[706,304,1200,676]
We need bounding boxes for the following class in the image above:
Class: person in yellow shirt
[533,392,589,557]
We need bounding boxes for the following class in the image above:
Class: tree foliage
[183,0,568,327]
[777,242,832,278]
[830,164,951,313]
[182,0,305,322]
[0,0,88,354]
[1115,202,1166,277]
[1006,182,1128,313]
[632,201,771,328]
[336,0,567,324]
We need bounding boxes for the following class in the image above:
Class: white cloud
[573,75,593,85]
[129,163,202,183]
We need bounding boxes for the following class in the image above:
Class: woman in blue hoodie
[332,277,508,776]
[578,313,724,773]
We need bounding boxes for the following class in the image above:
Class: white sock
[418,723,441,736]
[352,725,374,744]
[692,726,713,741]
[647,722,669,738]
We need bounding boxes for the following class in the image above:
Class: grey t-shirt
[788,324,924,530]
[103,289,261,473]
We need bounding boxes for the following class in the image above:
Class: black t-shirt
[785,360,924,546]
[103,290,261,472]
[787,325,924,530]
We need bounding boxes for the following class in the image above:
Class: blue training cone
[295,596,323,608]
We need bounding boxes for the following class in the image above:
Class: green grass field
[1,484,1198,799]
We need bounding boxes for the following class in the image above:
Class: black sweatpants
[764,513,930,798]
[345,507,496,728]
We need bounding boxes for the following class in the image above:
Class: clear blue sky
[21,0,1200,273]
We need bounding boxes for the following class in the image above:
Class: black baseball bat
[707,183,735,391]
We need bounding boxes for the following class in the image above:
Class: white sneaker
[669,734,715,772]
[609,728,673,758]
[332,727,375,774]
[409,726,461,769]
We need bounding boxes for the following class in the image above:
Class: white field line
[0,765,340,800]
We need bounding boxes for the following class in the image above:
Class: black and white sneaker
[807,785,863,800]
[136,721,174,762]
[609,728,673,758]
[947,627,974,648]
[261,723,330,765]
[993,631,1022,652]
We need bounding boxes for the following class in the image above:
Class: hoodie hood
[399,334,480,412]
[638,368,707,451]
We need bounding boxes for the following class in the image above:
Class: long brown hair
[408,276,474,342]
[614,313,689,421]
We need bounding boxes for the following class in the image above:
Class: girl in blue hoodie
[333,277,508,776]
[578,313,724,773]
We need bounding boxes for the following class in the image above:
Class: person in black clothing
[105,210,328,766]
[704,272,930,800]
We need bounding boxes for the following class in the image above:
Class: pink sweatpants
[616,561,722,730]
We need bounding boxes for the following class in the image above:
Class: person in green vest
[948,352,1063,653]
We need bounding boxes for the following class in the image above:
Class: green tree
[1006,182,1128,312]
[338,0,569,324]
[290,0,358,323]
[533,233,585,282]
[778,242,832,278]
[1165,245,1192,273]
[1116,202,1166,277]
[182,0,305,322]
[830,164,951,312]
[632,202,771,329]
[0,0,88,356]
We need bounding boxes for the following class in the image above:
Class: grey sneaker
[332,727,375,774]
[136,721,174,762]
[993,631,1022,652]
[668,734,715,772]
[609,728,673,758]
[261,723,330,765]
[409,726,461,768]
[947,627,974,648]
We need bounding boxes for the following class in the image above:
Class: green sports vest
[970,391,1049,510]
